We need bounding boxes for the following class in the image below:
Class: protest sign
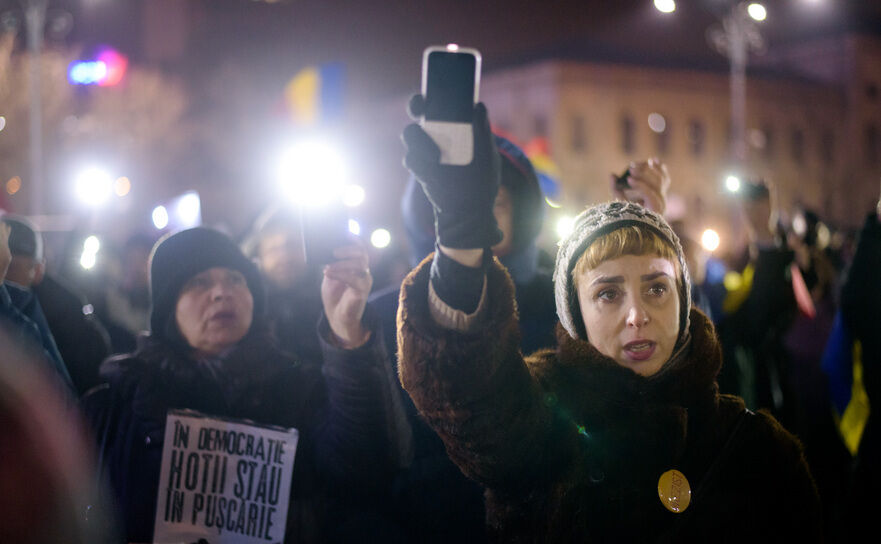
[153,409,299,544]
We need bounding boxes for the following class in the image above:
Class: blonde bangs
[573,225,678,279]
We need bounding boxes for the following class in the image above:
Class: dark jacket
[35,274,112,396]
[398,257,821,542]
[0,282,73,391]
[716,245,797,425]
[839,212,881,539]
[82,316,402,544]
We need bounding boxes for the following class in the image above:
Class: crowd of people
[0,95,879,543]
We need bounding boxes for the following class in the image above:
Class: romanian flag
[522,137,561,204]
[283,63,345,126]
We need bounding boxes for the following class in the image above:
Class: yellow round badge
[657,469,691,513]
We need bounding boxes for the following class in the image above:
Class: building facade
[481,34,881,251]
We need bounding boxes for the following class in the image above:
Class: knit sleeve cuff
[428,276,488,332]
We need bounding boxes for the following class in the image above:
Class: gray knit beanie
[553,201,692,344]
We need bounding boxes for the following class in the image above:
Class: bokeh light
[277,140,347,207]
[6,176,21,195]
[725,175,741,193]
[83,235,101,254]
[152,205,169,229]
[747,3,767,21]
[648,113,667,133]
[370,228,391,249]
[114,176,131,196]
[556,216,575,239]
[175,192,202,228]
[80,235,101,270]
[701,229,721,252]
[75,167,114,207]
[0,116,6,132]
[348,219,361,236]
[654,0,676,14]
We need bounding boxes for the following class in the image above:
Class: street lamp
[706,2,767,164]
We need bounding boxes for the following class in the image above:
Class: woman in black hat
[83,227,404,543]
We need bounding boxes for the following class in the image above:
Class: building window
[533,115,547,139]
[648,113,670,156]
[790,127,804,162]
[866,124,880,166]
[820,129,834,166]
[687,119,705,157]
[570,115,586,153]
[621,114,635,154]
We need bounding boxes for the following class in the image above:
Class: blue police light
[68,60,108,85]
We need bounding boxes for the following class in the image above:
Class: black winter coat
[398,257,822,543]
[83,317,402,543]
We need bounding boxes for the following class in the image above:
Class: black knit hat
[1,216,42,260]
[148,228,265,340]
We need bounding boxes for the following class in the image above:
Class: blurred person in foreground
[396,101,820,541]
[0,326,113,544]
[1,215,112,395]
[0,218,73,391]
[83,227,407,543]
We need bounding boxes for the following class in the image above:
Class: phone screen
[300,204,353,266]
[424,51,476,123]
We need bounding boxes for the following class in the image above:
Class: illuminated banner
[153,410,299,544]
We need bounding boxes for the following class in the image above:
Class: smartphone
[421,45,481,165]
[614,168,631,191]
[299,203,354,266]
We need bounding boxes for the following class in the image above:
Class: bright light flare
[556,216,575,239]
[370,228,391,249]
[747,3,767,21]
[701,229,721,252]
[348,219,361,236]
[84,235,101,254]
[654,0,676,14]
[446,43,460,51]
[725,175,741,193]
[80,235,101,270]
[175,192,202,228]
[152,205,169,229]
[75,167,114,207]
[277,140,347,207]
[80,251,97,270]
[342,184,366,207]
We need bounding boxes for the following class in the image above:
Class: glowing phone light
[446,43,460,51]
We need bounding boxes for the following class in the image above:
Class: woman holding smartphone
[397,102,821,542]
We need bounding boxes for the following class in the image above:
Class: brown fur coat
[398,256,821,543]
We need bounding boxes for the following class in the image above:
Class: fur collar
[525,310,722,476]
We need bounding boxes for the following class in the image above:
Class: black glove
[401,97,502,250]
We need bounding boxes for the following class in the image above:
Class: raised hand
[401,99,502,250]
[610,158,670,215]
[321,242,373,349]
